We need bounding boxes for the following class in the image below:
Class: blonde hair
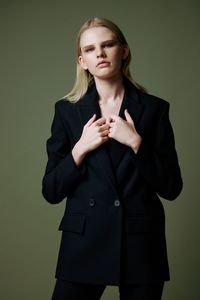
[65,17,146,102]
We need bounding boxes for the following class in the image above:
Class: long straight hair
[65,17,147,102]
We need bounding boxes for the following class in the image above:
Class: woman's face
[79,26,129,81]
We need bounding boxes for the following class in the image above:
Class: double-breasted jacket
[42,78,183,285]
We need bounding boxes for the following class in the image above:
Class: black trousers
[51,279,164,300]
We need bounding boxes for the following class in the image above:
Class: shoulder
[54,98,77,115]
[55,98,73,109]
[125,78,170,112]
[138,91,171,118]
[140,91,169,108]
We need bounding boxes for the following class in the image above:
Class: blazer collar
[78,77,144,123]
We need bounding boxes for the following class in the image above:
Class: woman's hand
[108,109,142,154]
[72,114,110,166]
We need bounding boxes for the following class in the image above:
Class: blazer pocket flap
[58,214,86,234]
[125,217,163,233]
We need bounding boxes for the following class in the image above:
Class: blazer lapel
[107,79,145,168]
[77,84,118,196]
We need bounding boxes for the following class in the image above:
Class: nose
[96,47,106,58]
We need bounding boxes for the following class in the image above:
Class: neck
[94,75,124,103]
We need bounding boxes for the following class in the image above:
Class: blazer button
[114,199,120,207]
[89,199,95,207]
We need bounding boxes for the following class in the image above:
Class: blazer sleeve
[42,100,86,204]
[129,102,183,200]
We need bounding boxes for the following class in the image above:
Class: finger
[94,117,107,126]
[99,123,110,131]
[100,129,110,136]
[106,116,112,124]
[109,114,119,121]
[85,114,96,127]
[108,130,113,138]
[101,136,109,143]
[109,127,112,133]
[109,122,114,128]
[124,109,134,124]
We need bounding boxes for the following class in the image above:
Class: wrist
[129,134,142,154]
[71,141,87,167]
[73,140,87,158]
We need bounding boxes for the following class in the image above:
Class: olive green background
[0,0,199,299]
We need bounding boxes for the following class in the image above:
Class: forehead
[80,26,116,48]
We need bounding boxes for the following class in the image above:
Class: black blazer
[42,78,183,285]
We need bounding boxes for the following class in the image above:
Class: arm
[42,101,86,204]
[129,102,183,200]
[42,101,110,204]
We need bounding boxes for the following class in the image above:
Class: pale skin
[72,26,142,167]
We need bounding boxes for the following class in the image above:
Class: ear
[122,45,129,60]
[78,55,88,70]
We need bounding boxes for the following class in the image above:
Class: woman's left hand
[108,109,142,154]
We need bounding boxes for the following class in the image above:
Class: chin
[94,70,121,81]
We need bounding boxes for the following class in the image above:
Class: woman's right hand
[72,114,110,166]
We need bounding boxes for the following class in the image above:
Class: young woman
[42,17,183,300]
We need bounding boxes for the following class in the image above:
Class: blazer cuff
[128,139,155,179]
[60,151,86,177]
[42,151,86,204]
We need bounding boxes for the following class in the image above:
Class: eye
[103,42,116,48]
[85,47,94,53]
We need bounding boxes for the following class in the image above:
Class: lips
[96,60,110,67]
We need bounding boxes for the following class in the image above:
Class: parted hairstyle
[65,17,147,102]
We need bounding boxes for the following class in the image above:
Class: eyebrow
[81,39,118,50]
